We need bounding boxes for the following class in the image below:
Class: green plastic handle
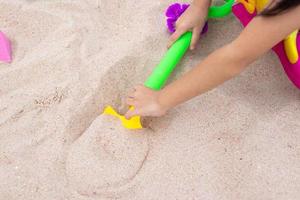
[208,0,235,18]
[144,32,192,90]
[144,0,234,90]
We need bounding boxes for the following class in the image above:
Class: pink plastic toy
[0,31,12,63]
[232,3,300,89]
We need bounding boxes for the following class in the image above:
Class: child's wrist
[157,90,173,113]
[193,0,211,8]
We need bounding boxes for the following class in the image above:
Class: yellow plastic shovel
[103,32,192,130]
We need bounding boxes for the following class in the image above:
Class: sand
[0,0,300,199]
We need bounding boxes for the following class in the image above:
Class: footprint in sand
[66,114,149,196]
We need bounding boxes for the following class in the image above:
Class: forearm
[193,0,212,9]
[159,44,247,109]
[159,8,300,110]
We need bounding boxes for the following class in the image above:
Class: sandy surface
[1,0,300,199]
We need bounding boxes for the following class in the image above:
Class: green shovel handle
[144,0,234,90]
[144,32,192,90]
[208,0,235,18]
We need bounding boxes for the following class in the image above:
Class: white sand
[1,0,300,199]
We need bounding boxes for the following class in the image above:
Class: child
[125,0,300,119]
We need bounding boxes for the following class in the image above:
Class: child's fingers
[190,26,201,50]
[126,97,135,106]
[128,91,135,98]
[125,108,139,119]
[128,84,142,98]
[168,28,186,48]
[130,84,145,97]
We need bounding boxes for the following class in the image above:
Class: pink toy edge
[0,31,12,63]
[232,3,300,89]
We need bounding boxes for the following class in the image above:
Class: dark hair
[261,0,300,16]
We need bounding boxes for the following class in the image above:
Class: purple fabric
[166,3,189,33]
[165,3,208,34]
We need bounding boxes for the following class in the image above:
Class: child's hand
[168,0,210,50]
[124,85,168,119]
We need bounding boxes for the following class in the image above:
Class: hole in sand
[65,35,167,140]
[63,42,165,194]
[64,34,181,196]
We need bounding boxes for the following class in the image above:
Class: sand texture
[1,0,300,199]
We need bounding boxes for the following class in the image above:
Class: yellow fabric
[103,106,143,130]
[238,0,256,14]
[256,0,269,12]
[284,30,299,64]
[238,0,269,14]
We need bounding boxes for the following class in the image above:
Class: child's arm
[125,6,300,119]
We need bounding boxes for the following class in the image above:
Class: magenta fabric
[232,3,300,89]
[0,31,12,63]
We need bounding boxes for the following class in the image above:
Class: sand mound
[66,115,149,196]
